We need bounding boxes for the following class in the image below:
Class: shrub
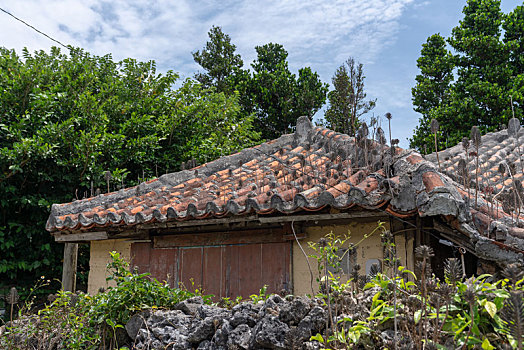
[90,251,207,326]
[1,251,211,349]
[308,227,524,349]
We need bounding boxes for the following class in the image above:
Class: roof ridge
[47,118,324,225]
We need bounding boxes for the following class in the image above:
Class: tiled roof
[46,117,524,266]
[424,126,524,265]
[426,127,524,194]
[47,117,455,230]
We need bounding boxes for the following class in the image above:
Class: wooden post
[415,216,422,247]
[62,243,78,292]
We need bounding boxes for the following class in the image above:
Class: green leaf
[371,291,381,305]
[414,309,422,324]
[481,338,494,350]
[484,301,497,318]
[310,334,324,343]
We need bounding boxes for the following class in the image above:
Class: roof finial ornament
[295,116,312,144]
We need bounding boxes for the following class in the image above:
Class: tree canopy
[411,0,524,152]
[0,46,259,290]
[324,57,376,136]
[410,34,454,150]
[193,26,243,93]
[248,43,328,139]
[193,28,328,139]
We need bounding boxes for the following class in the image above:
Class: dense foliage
[411,0,524,152]
[0,46,259,292]
[307,230,524,349]
[193,27,329,139]
[1,252,211,349]
[323,57,376,136]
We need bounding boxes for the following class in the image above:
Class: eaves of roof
[46,117,524,266]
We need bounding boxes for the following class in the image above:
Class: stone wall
[125,295,327,350]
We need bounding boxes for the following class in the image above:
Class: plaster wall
[87,239,131,295]
[292,219,415,296]
[86,219,415,296]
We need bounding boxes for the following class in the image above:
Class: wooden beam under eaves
[54,231,108,242]
[137,211,386,231]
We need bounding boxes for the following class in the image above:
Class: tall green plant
[411,0,523,151]
[0,46,259,295]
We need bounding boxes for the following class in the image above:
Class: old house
[46,117,524,297]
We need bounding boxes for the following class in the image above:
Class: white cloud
[1,0,414,75]
[1,0,418,145]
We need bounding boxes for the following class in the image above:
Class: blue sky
[0,0,521,148]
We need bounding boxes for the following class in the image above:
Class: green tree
[0,46,259,293]
[411,0,523,152]
[250,43,297,139]
[250,43,328,139]
[449,0,511,129]
[296,67,329,119]
[324,58,376,136]
[503,5,524,118]
[410,34,454,151]
[193,26,244,93]
[193,28,328,139]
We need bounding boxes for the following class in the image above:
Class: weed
[1,251,211,349]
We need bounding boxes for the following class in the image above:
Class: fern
[501,291,524,350]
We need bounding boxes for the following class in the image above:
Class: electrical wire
[0,3,476,263]
[0,6,68,49]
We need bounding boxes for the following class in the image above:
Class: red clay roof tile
[422,172,444,192]
[45,117,524,265]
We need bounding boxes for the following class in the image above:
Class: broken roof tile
[46,117,467,233]
[47,117,524,267]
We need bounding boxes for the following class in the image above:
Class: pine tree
[193,26,243,93]
[324,58,375,136]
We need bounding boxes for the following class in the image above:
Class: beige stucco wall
[292,219,415,296]
[87,239,131,295]
[87,219,415,296]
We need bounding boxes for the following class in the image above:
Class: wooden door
[131,241,291,299]
[224,242,291,297]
